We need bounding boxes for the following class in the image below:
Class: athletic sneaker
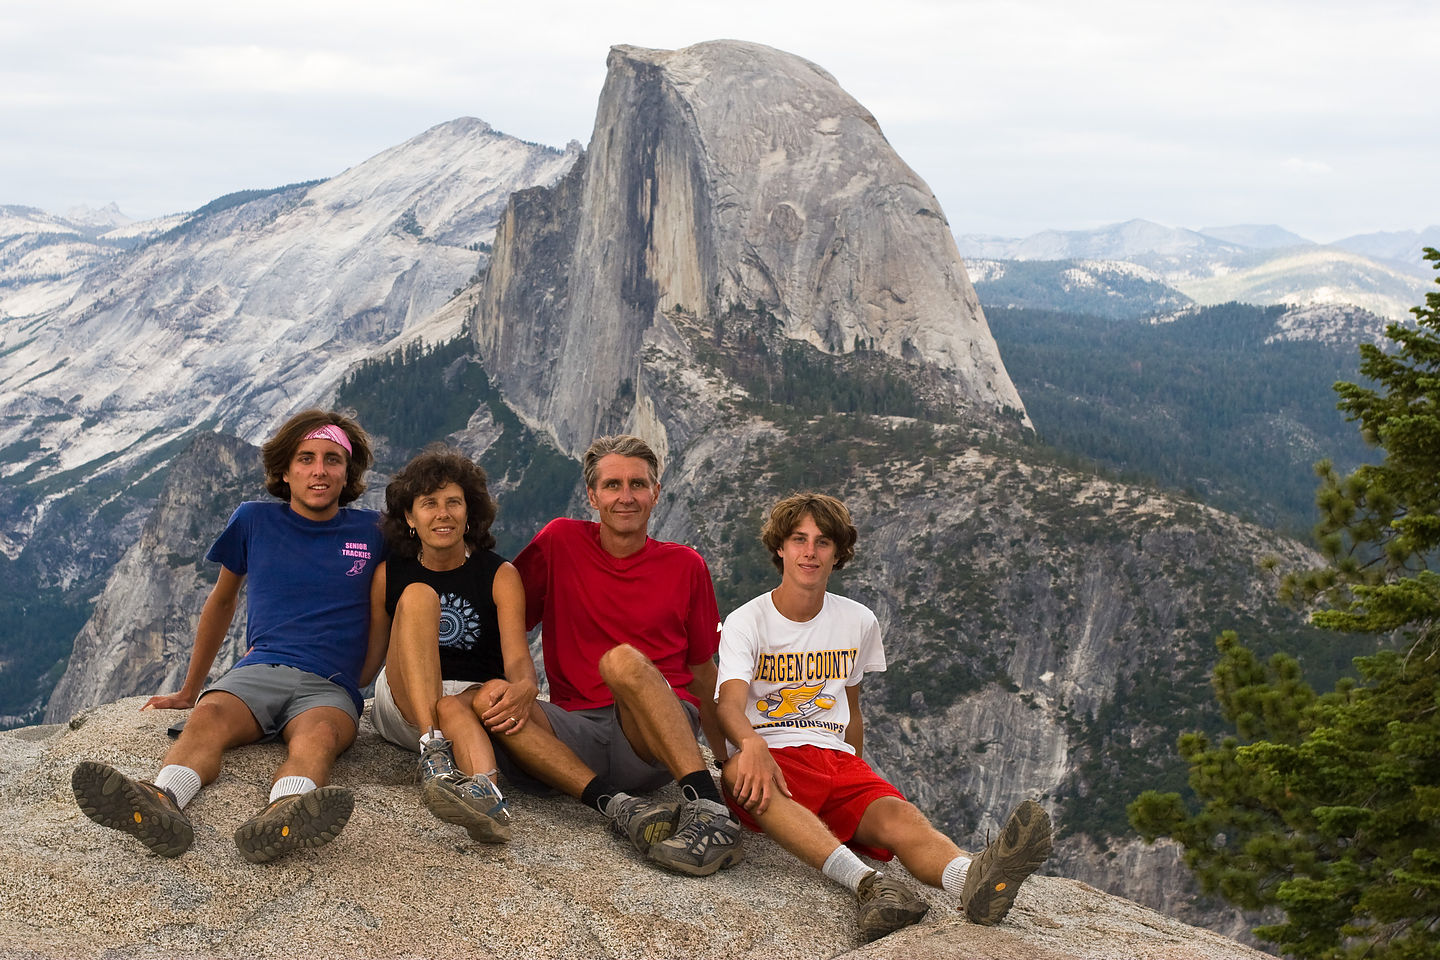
[71,760,194,858]
[856,871,931,941]
[418,735,458,781]
[605,794,682,855]
[422,771,513,843]
[233,786,354,864]
[961,799,1053,925]
[647,797,744,876]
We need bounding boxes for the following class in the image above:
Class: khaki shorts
[369,666,482,751]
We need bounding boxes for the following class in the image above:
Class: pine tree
[1129,249,1440,960]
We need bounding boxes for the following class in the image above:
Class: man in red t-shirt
[504,434,742,876]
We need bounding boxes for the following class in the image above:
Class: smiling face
[405,481,468,558]
[776,513,837,593]
[586,453,659,553]
[282,438,349,521]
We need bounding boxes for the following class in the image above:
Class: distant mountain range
[956,218,1438,322]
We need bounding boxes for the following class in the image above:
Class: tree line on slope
[986,301,1377,535]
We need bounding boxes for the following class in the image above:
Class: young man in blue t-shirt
[72,410,388,863]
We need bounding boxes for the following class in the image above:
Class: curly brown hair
[760,492,858,572]
[381,445,497,558]
[262,409,373,506]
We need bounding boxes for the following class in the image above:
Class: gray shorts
[537,699,700,794]
[202,663,359,741]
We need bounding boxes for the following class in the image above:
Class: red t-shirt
[514,518,721,710]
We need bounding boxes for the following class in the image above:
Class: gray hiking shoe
[233,786,354,864]
[605,793,683,855]
[647,797,744,876]
[857,871,930,941]
[71,760,194,858]
[418,735,458,781]
[962,799,1053,925]
[423,770,513,843]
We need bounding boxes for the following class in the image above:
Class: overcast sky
[3,0,1434,242]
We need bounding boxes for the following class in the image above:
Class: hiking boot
[418,735,458,782]
[605,794,682,855]
[857,871,930,941]
[647,797,744,876]
[422,771,513,843]
[233,786,354,864]
[71,760,194,858]
[962,799,1052,925]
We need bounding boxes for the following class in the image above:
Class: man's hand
[729,736,792,816]
[480,678,539,735]
[141,692,197,711]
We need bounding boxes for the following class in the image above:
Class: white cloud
[1,0,1436,239]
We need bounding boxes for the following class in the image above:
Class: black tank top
[384,550,507,682]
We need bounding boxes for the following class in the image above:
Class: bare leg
[497,704,599,798]
[601,644,706,779]
[439,685,499,777]
[162,690,263,783]
[720,759,840,869]
[273,706,358,786]
[853,796,966,887]
[385,583,445,734]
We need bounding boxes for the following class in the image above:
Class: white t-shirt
[716,590,886,754]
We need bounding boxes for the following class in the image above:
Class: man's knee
[287,709,356,755]
[862,796,934,847]
[598,644,660,690]
[182,691,259,746]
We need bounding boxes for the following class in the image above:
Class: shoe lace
[418,739,457,780]
[669,801,722,851]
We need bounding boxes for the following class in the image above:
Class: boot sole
[72,761,193,858]
[234,786,353,863]
[963,800,1053,925]
[423,779,512,843]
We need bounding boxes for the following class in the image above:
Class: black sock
[679,770,723,805]
[581,777,621,815]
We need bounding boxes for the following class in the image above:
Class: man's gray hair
[582,435,661,488]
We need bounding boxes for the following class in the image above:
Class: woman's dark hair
[262,409,373,506]
[381,444,496,558]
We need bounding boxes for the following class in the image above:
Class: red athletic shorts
[725,743,904,861]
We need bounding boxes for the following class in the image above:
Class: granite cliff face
[42,434,264,723]
[473,41,1023,458]
[0,118,575,557]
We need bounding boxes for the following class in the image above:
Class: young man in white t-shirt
[714,493,1052,941]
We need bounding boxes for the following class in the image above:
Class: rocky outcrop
[472,40,1023,457]
[1,698,1272,960]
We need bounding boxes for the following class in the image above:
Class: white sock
[822,846,875,893]
[154,764,202,809]
[419,727,445,748]
[941,855,972,895]
[269,775,317,802]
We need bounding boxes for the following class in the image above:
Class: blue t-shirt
[206,501,384,712]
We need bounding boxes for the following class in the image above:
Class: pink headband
[302,424,353,456]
